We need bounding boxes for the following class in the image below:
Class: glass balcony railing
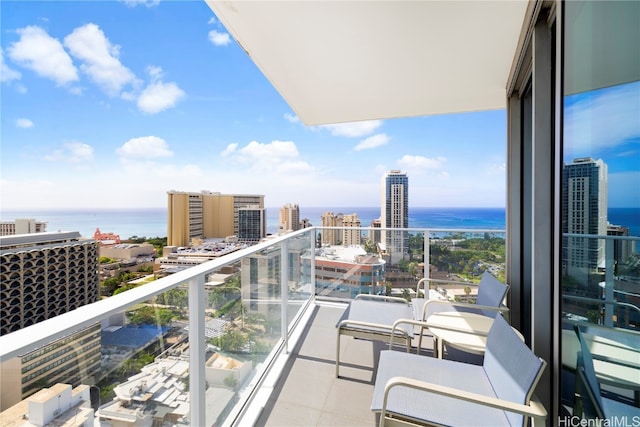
[5,227,636,425]
[560,233,640,416]
[0,229,315,427]
[0,226,510,426]
[561,233,640,330]
[314,227,507,302]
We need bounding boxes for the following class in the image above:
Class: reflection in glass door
[561,0,640,420]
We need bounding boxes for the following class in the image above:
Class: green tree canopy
[128,305,174,326]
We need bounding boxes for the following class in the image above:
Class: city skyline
[1,1,638,211]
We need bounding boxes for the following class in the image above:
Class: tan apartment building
[341,213,361,246]
[368,218,382,246]
[278,203,300,233]
[320,211,343,246]
[167,190,265,247]
[0,218,47,236]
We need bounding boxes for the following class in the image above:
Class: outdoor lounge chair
[562,321,640,396]
[574,326,640,421]
[371,314,547,427]
[412,271,510,352]
[336,294,414,377]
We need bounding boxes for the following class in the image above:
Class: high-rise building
[342,213,361,246]
[233,195,264,238]
[607,223,634,270]
[369,218,382,246]
[279,203,300,233]
[167,190,265,247]
[0,231,101,409]
[380,170,409,263]
[0,219,47,236]
[238,205,266,242]
[0,232,99,335]
[299,218,312,229]
[320,212,343,246]
[562,158,608,274]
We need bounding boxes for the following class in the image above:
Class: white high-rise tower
[380,170,409,264]
[562,158,608,274]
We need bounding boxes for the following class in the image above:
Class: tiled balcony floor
[255,302,438,427]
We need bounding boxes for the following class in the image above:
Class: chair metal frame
[373,315,548,427]
[336,294,413,378]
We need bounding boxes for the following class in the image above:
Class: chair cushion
[418,272,508,320]
[475,271,509,318]
[483,315,544,426]
[372,350,511,426]
[412,298,427,320]
[338,299,414,336]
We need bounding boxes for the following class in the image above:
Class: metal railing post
[281,240,289,353]
[310,232,316,296]
[424,230,431,285]
[188,274,205,427]
[603,238,615,328]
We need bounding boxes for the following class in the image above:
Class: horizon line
[3,206,640,212]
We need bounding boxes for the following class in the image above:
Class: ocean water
[295,207,507,231]
[0,207,638,239]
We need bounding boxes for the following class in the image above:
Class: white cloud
[7,26,78,86]
[154,164,204,178]
[117,136,174,159]
[226,140,313,174]
[398,154,446,170]
[284,113,299,123]
[486,162,506,176]
[137,80,185,114]
[238,140,299,161]
[146,65,163,80]
[319,120,382,137]
[221,143,238,156]
[45,142,94,163]
[120,0,160,8]
[181,164,204,177]
[1,48,21,82]
[16,118,34,128]
[208,17,217,25]
[14,84,28,94]
[354,133,390,151]
[275,161,314,174]
[0,178,57,209]
[565,81,640,158]
[64,23,136,96]
[208,30,231,47]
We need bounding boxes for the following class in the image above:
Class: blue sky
[1,1,637,210]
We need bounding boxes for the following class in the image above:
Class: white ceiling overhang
[205,1,529,126]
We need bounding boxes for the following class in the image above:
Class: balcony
[1,227,638,426]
